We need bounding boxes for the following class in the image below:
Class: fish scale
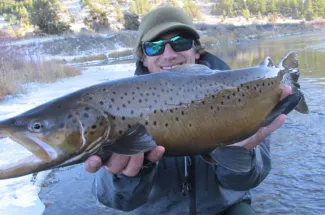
[0,52,309,179]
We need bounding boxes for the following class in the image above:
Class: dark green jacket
[92,52,271,214]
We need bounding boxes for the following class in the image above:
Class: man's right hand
[84,146,165,177]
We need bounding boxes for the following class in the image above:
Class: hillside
[0,0,324,37]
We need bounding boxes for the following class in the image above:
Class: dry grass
[71,54,106,63]
[108,49,133,59]
[0,48,80,100]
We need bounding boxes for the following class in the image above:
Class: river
[0,30,324,215]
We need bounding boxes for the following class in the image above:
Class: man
[85,6,291,215]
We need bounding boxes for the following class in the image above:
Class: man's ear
[143,56,148,67]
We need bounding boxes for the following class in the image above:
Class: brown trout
[0,52,308,179]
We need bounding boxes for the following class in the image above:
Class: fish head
[0,98,111,179]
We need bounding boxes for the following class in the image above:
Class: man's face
[143,32,200,73]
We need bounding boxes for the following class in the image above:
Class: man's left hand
[232,86,292,150]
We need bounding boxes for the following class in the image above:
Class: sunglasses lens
[170,37,193,52]
[143,41,164,56]
[143,36,194,56]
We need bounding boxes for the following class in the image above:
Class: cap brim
[141,22,200,42]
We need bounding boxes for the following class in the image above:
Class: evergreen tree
[31,0,70,34]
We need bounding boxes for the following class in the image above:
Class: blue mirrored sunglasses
[142,35,194,56]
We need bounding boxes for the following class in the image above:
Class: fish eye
[28,120,45,133]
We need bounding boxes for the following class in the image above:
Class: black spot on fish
[233,93,236,96]
[210,106,213,110]
[128,124,131,128]
[138,99,142,103]
[85,107,89,111]
[137,87,140,90]
[91,125,97,129]
[109,105,112,108]
[262,82,265,86]
[89,97,93,100]
[130,110,134,115]
[132,91,135,95]
[120,96,124,99]
[121,116,125,120]
[146,93,150,96]
[246,86,250,89]
[68,114,72,119]
[103,88,106,91]
[254,86,257,90]
[259,89,262,93]
[238,99,242,102]
[237,87,240,92]
[202,101,205,105]
[84,113,89,118]
[165,123,168,127]
[117,107,120,111]
[154,110,157,114]
[145,121,148,125]
[100,101,104,105]
[119,130,123,135]
[153,121,157,126]
[212,95,215,99]
[111,116,116,120]
[76,112,79,115]
[140,113,144,117]
[152,92,155,96]
[57,104,61,109]
[111,98,115,102]
[128,101,131,104]
[99,121,104,126]
[176,117,179,121]
[125,93,128,96]
[140,93,143,96]
[221,101,224,105]
[189,124,192,127]
[227,96,230,99]
[122,104,126,108]
[113,91,116,94]
[242,93,245,97]
[181,111,184,115]
[145,98,148,102]
[160,109,164,113]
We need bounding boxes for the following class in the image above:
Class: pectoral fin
[261,92,303,127]
[201,146,252,172]
[104,123,157,155]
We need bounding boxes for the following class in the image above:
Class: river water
[207,32,325,215]
[0,30,324,214]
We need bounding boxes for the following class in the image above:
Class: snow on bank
[0,62,135,215]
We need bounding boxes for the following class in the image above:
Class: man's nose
[162,43,177,59]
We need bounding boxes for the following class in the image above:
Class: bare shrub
[0,46,80,100]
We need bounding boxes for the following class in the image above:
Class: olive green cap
[135,6,200,60]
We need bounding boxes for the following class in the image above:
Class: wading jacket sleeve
[92,52,273,214]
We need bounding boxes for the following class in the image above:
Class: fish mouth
[0,131,60,179]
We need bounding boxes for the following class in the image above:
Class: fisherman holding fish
[84,6,294,215]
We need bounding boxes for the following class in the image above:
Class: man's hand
[232,86,292,150]
[84,146,165,177]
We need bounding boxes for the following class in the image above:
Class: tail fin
[276,52,309,114]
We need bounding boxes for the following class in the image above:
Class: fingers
[84,155,102,173]
[99,146,165,177]
[121,155,145,177]
[105,154,132,174]
[280,86,292,100]
[240,114,287,150]
[145,146,165,162]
